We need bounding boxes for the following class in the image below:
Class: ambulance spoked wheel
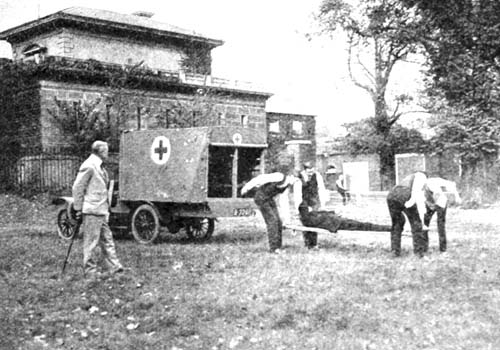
[57,207,77,240]
[186,217,215,241]
[131,204,160,244]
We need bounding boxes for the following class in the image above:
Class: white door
[343,161,369,194]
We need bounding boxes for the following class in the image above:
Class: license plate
[233,208,256,217]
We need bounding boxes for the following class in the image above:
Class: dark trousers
[303,230,318,248]
[303,202,320,249]
[336,185,351,205]
[386,186,427,257]
[256,199,282,251]
[423,206,447,252]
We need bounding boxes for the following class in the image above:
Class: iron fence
[0,146,84,194]
[1,146,120,194]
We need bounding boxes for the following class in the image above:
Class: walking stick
[61,216,82,276]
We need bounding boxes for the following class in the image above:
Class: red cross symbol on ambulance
[150,136,171,165]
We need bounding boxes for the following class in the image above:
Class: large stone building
[0,7,283,191]
[0,7,272,150]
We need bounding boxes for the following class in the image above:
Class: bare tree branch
[347,36,375,95]
[355,47,376,85]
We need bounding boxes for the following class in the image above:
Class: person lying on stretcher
[297,202,391,234]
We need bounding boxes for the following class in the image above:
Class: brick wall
[38,80,267,148]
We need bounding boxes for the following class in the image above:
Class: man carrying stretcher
[242,159,391,252]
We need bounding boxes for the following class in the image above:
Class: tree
[45,60,149,154]
[166,84,218,128]
[399,0,500,200]
[47,97,112,156]
[400,0,500,160]
[342,117,428,156]
[316,0,422,186]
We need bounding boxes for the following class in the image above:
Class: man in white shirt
[387,171,461,257]
[241,166,297,253]
[417,176,461,253]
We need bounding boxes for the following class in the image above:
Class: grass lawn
[1,193,500,350]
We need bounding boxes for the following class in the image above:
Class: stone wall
[38,80,267,148]
[12,30,66,59]
[12,28,202,73]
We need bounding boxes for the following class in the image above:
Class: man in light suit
[72,141,123,278]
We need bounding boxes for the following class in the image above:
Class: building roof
[0,7,224,48]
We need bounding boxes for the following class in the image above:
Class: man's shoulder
[79,156,98,172]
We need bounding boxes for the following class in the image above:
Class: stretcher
[283,224,332,235]
[284,223,413,237]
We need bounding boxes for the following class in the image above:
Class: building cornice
[3,56,272,100]
[0,7,224,48]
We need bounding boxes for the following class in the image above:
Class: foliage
[0,59,38,150]
[181,41,213,75]
[341,118,428,186]
[165,87,218,128]
[343,118,428,155]
[426,100,500,164]
[46,97,112,156]
[400,0,500,164]
[0,57,224,156]
[316,0,423,185]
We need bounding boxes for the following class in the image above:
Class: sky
[0,0,424,138]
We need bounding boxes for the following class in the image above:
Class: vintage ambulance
[56,126,267,244]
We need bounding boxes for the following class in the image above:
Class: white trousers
[82,214,122,275]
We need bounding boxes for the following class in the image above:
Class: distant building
[317,151,382,192]
[266,111,316,171]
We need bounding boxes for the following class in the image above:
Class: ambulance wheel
[57,207,77,240]
[131,204,160,244]
[186,218,215,241]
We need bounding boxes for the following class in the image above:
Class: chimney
[132,11,154,18]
